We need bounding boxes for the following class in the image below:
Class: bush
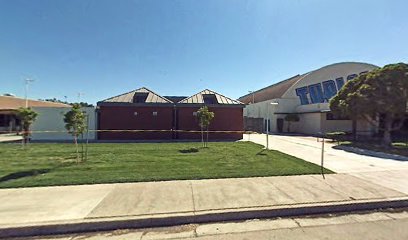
[326,131,348,144]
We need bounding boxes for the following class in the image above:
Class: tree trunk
[352,119,357,141]
[74,136,79,162]
[382,113,393,147]
[201,126,204,147]
[22,126,29,147]
[206,126,209,148]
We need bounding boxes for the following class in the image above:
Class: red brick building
[97,88,244,140]
[176,89,244,140]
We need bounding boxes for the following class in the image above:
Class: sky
[1,0,408,104]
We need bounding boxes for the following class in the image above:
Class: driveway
[244,134,408,194]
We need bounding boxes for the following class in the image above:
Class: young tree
[64,104,86,162]
[197,106,215,147]
[16,107,38,145]
[284,113,300,133]
[330,63,408,147]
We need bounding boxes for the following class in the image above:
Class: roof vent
[203,94,218,104]
[133,93,148,103]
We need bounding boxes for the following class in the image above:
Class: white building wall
[243,62,379,135]
[297,113,323,135]
[31,107,96,141]
[244,98,291,132]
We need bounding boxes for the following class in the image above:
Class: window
[153,111,158,116]
[192,112,198,116]
[133,112,138,116]
[133,93,148,103]
[0,114,6,127]
[326,112,350,120]
[203,94,218,104]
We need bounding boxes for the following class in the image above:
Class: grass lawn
[0,142,332,188]
[339,141,408,157]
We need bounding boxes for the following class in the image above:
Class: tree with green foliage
[330,77,366,141]
[16,107,38,145]
[63,104,86,162]
[284,113,300,132]
[197,106,215,147]
[330,63,408,147]
[41,98,94,107]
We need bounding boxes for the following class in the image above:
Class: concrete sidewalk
[0,133,22,143]
[244,133,408,173]
[244,134,408,195]
[1,174,407,237]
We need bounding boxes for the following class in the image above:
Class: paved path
[0,174,406,229]
[244,134,408,194]
[0,133,22,142]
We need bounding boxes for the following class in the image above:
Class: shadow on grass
[179,148,199,154]
[0,169,51,182]
[256,149,268,156]
[0,161,78,183]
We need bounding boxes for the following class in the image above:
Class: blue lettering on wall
[295,72,366,105]
[308,83,325,104]
[295,87,309,105]
[322,80,337,102]
[335,77,345,90]
[346,74,358,81]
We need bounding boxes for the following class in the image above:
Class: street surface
[12,209,408,240]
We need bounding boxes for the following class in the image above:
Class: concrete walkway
[0,173,407,237]
[0,133,22,142]
[244,134,408,194]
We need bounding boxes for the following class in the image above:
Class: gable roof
[164,96,188,103]
[179,89,243,105]
[0,96,71,110]
[238,74,307,104]
[99,87,172,104]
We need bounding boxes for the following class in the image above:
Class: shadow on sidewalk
[333,145,408,161]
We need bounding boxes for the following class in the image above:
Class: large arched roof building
[238,62,379,135]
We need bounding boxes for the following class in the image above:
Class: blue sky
[1,0,408,104]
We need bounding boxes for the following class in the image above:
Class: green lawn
[0,142,332,188]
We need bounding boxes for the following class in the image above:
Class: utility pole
[24,79,35,108]
[248,91,255,104]
[77,92,84,103]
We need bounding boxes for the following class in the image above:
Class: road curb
[1,197,408,238]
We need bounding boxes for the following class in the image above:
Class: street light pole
[266,103,270,149]
[24,79,35,108]
[266,102,279,149]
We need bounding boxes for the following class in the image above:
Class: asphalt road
[12,209,408,240]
